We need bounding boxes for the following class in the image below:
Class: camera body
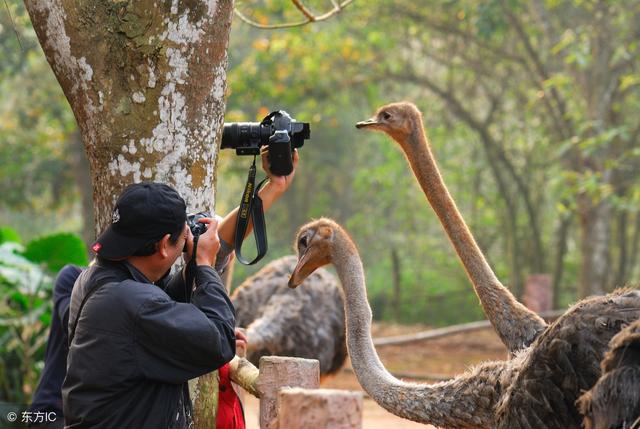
[187,211,211,236]
[221,110,310,176]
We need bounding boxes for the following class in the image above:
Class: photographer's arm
[134,220,237,383]
[217,149,298,245]
[134,267,237,383]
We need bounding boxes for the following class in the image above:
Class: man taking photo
[62,182,232,428]
[62,150,298,428]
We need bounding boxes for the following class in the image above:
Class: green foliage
[0,242,52,403]
[0,229,86,402]
[23,233,88,273]
[0,0,80,241]
[223,0,640,315]
[0,227,21,245]
[224,2,523,323]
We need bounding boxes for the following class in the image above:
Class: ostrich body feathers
[231,256,347,375]
[578,318,640,429]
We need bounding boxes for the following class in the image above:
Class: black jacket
[62,259,236,428]
[29,265,81,419]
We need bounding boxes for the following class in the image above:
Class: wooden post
[523,274,553,313]
[256,356,320,429]
[277,388,363,429]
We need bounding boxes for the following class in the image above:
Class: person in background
[27,265,82,429]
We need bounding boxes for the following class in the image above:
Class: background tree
[369,0,640,298]
[22,0,234,425]
[0,2,85,239]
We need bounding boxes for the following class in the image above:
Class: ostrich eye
[381,111,392,121]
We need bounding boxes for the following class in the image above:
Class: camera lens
[221,123,265,155]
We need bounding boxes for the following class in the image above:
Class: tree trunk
[613,210,628,290]
[391,247,401,321]
[629,212,640,282]
[68,130,95,249]
[24,0,233,226]
[25,1,235,426]
[551,213,572,309]
[578,197,611,297]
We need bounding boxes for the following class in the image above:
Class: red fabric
[216,363,246,429]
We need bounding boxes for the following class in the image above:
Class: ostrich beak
[289,248,313,288]
[356,117,379,129]
[289,246,325,288]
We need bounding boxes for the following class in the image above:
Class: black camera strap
[234,157,269,265]
[183,233,200,302]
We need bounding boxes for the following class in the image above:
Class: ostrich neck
[403,128,546,351]
[332,236,497,428]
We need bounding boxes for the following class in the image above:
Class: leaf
[0,256,48,295]
[0,243,30,269]
[22,233,88,272]
[620,73,640,92]
[551,29,576,55]
[0,227,21,245]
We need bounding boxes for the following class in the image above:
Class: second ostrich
[357,102,546,353]
[289,218,640,428]
[230,255,347,377]
[578,319,640,429]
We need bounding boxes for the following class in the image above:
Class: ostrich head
[288,218,341,288]
[356,102,423,144]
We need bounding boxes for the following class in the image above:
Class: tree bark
[24,0,233,229]
[25,1,235,426]
[578,197,611,297]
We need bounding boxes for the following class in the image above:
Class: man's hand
[260,147,299,196]
[235,328,248,355]
[194,218,221,267]
[216,149,300,246]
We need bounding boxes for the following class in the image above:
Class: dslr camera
[187,211,211,236]
[221,110,310,176]
[182,211,210,252]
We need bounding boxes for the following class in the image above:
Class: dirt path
[241,323,507,428]
[243,394,432,429]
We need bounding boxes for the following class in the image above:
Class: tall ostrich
[578,319,640,429]
[289,218,640,428]
[230,255,347,377]
[356,102,546,353]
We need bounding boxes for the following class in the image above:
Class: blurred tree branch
[234,0,354,29]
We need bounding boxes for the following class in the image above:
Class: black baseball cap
[92,182,187,259]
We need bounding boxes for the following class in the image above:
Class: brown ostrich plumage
[288,218,640,428]
[231,255,347,376]
[578,319,640,429]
